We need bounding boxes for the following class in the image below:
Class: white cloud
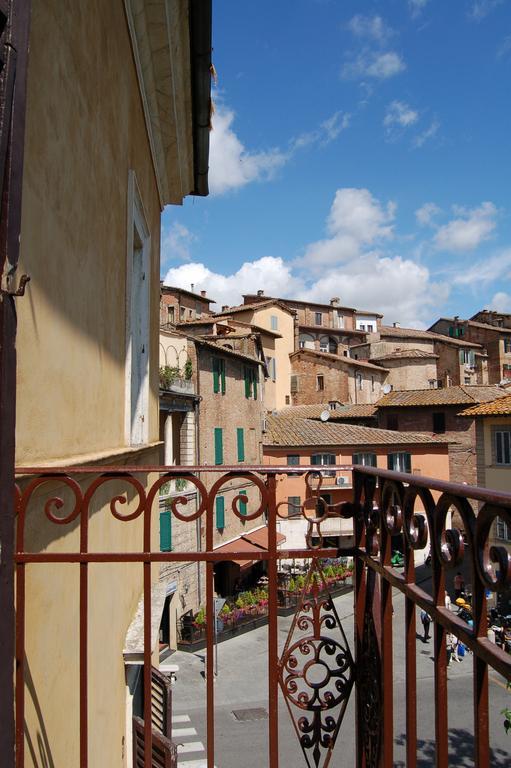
[291,111,350,151]
[409,0,430,15]
[434,202,498,252]
[415,202,441,227]
[161,222,197,264]
[384,100,419,138]
[488,291,511,312]
[209,105,288,195]
[347,15,394,43]
[164,257,304,310]
[497,35,511,58]
[452,249,511,285]
[469,1,504,21]
[412,119,440,148]
[342,50,406,80]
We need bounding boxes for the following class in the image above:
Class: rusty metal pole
[0,3,31,766]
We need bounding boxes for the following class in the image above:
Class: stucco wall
[291,355,349,405]
[480,417,511,493]
[382,359,438,391]
[17,0,161,465]
[159,331,189,369]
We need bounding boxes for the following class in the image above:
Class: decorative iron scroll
[279,559,355,768]
[358,608,381,768]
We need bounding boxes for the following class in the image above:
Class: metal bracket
[1,273,30,296]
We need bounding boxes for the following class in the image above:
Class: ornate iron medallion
[278,559,355,768]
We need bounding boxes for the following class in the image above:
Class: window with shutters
[315,312,322,325]
[159,510,172,552]
[495,430,511,465]
[213,357,226,394]
[244,366,258,399]
[237,428,245,462]
[239,489,248,517]
[290,375,299,393]
[215,496,225,530]
[214,428,223,465]
[432,412,446,434]
[496,516,511,540]
[387,452,412,473]
[287,496,302,518]
[316,374,324,391]
[311,453,336,476]
[352,452,377,467]
[270,315,278,331]
[504,338,511,353]
[356,373,363,391]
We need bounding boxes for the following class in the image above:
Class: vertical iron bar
[206,488,214,767]
[432,528,448,768]
[404,547,417,768]
[143,491,152,768]
[0,3,31,765]
[380,491,393,768]
[14,560,24,768]
[267,474,279,768]
[353,470,367,768]
[80,494,88,766]
[473,576,489,766]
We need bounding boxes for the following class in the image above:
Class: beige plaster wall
[159,331,189,369]
[17,0,161,466]
[481,417,511,493]
[346,367,387,404]
[384,359,438,391]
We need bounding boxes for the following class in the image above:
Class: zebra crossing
[173,713,215,768]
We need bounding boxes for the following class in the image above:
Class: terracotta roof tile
[277,403,377,420]
[291,349,389,372]
[263,415,449,447]
[370,348,439,361]
[380,325,482,348]
[195,339,263,365]
[376,385,507,408]
[458,394,511,417]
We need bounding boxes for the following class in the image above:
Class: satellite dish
[382,384,392,394]
[320,410,330,422]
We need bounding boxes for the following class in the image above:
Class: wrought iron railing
[12,465,511,768]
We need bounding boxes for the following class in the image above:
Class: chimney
[201,290,206,297]
[257,289,264,296]
[454,315,459,322]
[330,297,340,306]
[190,283,194,293]
[222,305,229,312]
[393,322,400,327]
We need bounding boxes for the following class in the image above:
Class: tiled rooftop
[458,394,511,417]
[380,325,482,348]
[376,385,507,408]
[292,349,389,372]
[370,348,439,361]
[277,403,377,420]
[263,414,448,447]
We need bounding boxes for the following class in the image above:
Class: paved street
[169,584,510,768]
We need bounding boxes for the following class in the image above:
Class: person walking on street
[420,609,431,642]
[454,571,465,599]
[446,632,455,666]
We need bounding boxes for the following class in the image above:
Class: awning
[213,526,286,569]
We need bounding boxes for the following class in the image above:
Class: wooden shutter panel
[215,496,225,529]
[252,369,258,400]
[214,428,223,465]
[160,510,172,552]
[311,455,319,465]
[237,428,245,461]
[213,358,220,393]
[244,367,251,398]
[404,453,412,473]
[387,453,395,471]
[220,359,226,394]
[239,490,247,516]
[352,454,360,465]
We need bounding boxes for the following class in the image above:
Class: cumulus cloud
[488,291,511,312]
[415,202,441,227]
[291,111,350,151]
[347,15,395,43]
[161,222,197,264]
[412,119,440,148]
[384,100,419,139]
[434,201,498,252]
[452,249,511,285]
[341,51,406,80]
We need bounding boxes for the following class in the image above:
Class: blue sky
[162,0,511,327]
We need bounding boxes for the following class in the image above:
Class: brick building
[429,315,510,384]
[290,349,389,406]
[160,282,215,326]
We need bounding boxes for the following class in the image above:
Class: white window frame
[495,429,511,466]
[125,171,151,446]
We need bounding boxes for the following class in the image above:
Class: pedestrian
[453,636,462,662]
[454,571,465,599]
[445,591,451,612]
[446,632,455,666]
[420,609,431,642]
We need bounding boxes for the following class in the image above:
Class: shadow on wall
[395,729,509,767]
[24,655,56,768]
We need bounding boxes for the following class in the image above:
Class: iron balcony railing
[12,464,511,768]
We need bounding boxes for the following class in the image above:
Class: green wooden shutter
[215,496,225,529]
[237,428,245,462]
[352,454,360,465]
[214,428,223,465]
[239,490,247,516]
[244,367,251,398]
[213,358,220,393]
[387,453,395,471]
[220,359,226,394]
[311,455,320,465]
[252,369,258,400]
[160,510,172,552]
[404,453,412,473]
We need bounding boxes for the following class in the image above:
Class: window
[359,324,366,331]
[214,428,223,465]
[495,430,511,465]
[356,373,363,390]
[270,315,278,331]
[180,306,185,321]
[244,366,258,398]
[167,306,175,324]
[287,496,302,518]
[371,376,375,392]
[285,395,290,405]
[387,414,398,430]
[311,453,336,476]
[335,311,344,329]
[459,349,475,366]
[504,338,511,353]
[188,309,193,319]
[160,510,172,552]
[448,326,454,337]
[503,365,511,380]
[215,496,225,530]
[290,375,299,393]
[352,453,377,467]
[315,312,322,325]
[287,454,300,466]
[496,517,511,541]
[239,490,248,517]
[319,338,328,353]
[213,357,226,394]
[367,324,374,332]
[387,452,412,473]
[464,377,471,385]
[267,357,276,381]
[432,412,446,434]
[237,428,245,462]
[316,374,324,391]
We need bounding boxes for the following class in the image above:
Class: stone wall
[291,355,349,405]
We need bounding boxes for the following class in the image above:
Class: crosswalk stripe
[172,714,191,724]
[177,741,204,754]
[172,727,197,737]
